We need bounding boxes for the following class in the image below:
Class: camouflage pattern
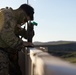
[15,25,27,39]
[15,22,34,42]
[0,8,23,49]
[0,8,27,75]
[0,50,9,75]
[0,7,34,75]
[8,49,22,75]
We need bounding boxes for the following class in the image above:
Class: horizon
[33,40,76,43]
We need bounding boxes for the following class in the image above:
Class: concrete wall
[30,48,76,75]
[18,48,76,75]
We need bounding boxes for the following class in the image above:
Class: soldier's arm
[0,15,23,50]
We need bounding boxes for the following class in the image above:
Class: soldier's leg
[9,61,22,75]
[9,52,22,75]
[0,50,9,75]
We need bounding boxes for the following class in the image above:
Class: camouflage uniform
[0,8,25,75]
[0,50,9,75]
[15,25,27,39]
[15,23,34,41]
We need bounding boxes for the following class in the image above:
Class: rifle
[27,21,38,42]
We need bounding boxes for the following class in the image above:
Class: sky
[0,0,76,42]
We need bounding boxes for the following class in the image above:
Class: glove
[23,42,34,47]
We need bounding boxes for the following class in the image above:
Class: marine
[0,4,34,75]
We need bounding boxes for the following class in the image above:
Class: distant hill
[33,41,44,45]
[33,41,76,45]
[33,41,76,52]
[34,41,76,64]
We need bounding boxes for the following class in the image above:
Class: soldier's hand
[23,42,34,47]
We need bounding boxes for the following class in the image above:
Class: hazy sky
[0,0,76,42]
